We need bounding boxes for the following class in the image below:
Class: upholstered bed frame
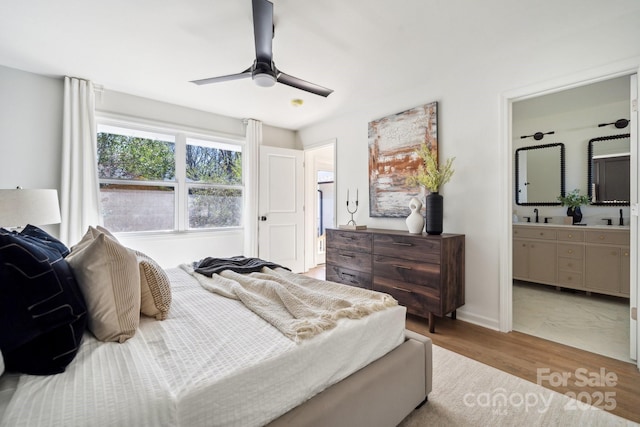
[269,330,432,427]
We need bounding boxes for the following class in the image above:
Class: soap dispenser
[512,210,519,223]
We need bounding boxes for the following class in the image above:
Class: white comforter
[0,267,406,427]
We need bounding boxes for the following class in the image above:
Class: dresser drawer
[558,270,583,287]
[557,230,584,242]
[326,249,371,274]
[373,255,441,291]
[557,243,583,259]
[326,264,372,289]
[373,234,441,264]
[373,278,441,316]
[326,229,372,252]
[558,256,583,272]
[585,230,630,246]
[513,227,557,240]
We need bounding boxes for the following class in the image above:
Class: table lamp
[0,188,62,229]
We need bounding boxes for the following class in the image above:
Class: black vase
[567,206,582,224]
[426,192,443,235]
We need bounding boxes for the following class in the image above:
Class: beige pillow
[136,251,172,320]
[67,228,141,343]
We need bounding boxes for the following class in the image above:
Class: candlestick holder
[339,188,367,230]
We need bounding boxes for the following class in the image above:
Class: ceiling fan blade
[277,72,334,97]
[252,0,274,63]
[190,70,252,86]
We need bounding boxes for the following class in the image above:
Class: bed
[0,227,432,427]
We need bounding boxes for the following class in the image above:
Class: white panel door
[258,146,305,273]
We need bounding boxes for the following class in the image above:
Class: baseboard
[454,310,500,331]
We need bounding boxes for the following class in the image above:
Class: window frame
[96,116,246,235]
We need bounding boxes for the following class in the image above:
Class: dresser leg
[451,310,456,320]
[428,312,435,333]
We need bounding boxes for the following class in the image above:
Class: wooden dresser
[326,228,465,333]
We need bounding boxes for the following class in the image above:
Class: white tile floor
[513,281,632,363]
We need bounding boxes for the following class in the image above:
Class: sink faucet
[534,208,539,223]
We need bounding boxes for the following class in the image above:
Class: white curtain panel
[60,77,101,246]
[243,119,261,257]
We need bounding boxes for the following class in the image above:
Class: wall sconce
[520,131,555,141]
[0,188,62,229]
[598,118,629,129]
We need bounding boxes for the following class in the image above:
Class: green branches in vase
[406,143,455,235]
[557,189,589,224]
[406,143,455,193]
[557,189,590,209]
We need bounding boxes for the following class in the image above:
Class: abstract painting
[368,102,438,217]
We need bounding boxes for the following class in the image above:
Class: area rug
[398,346,637,426]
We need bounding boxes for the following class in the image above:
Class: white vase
[406,197,425,234]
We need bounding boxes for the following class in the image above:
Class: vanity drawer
[513,227,557,240]
[557,243,583,259]
[558,270,583,287]
[585,230,629,246]
[558,256,583,272]
[327,229,372,252]
[557,230,584,242]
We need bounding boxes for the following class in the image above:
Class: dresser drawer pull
[393,264,412,270]
[339,234,356,240]
[599,235,605,240]
[339,253,354,258]
[392,286,413,293]
[392,242,413,247]
[567,249,573,254]
[341,272,355,278]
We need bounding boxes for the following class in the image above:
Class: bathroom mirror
[588,134,630,205]
[515,143,565,205]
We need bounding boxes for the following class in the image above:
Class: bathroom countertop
[513,222,629,230]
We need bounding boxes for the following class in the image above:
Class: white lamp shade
[0,189,62,228]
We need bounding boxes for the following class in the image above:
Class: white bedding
[0,267,406,427]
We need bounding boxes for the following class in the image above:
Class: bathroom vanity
[513,223,630,297]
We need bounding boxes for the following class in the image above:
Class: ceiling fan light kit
[190,0,333,97]
[253,72,276,87]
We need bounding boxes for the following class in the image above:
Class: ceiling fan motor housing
[252,61,277,87]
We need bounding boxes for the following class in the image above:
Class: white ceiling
[0,0,631,130]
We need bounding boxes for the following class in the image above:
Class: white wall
[297,12,640,329]
[0,65,63,236]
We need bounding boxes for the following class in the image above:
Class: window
[97,123,243,232]
[186,138,243,228]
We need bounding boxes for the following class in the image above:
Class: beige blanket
[181,265,397,342]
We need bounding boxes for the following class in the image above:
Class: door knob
[260,216,267,221]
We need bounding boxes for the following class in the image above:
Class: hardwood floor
[305,265,640,423]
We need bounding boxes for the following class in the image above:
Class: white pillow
[67,228,141,343]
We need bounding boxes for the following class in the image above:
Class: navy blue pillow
[20,224,70,257]
[0,227,87,375]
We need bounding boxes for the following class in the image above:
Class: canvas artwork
[368,102,438,217]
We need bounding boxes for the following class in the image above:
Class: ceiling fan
[190,0,333,97]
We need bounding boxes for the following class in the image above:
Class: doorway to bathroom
[507,73,638,363]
